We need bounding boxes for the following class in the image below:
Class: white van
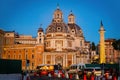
[68,63,86,73]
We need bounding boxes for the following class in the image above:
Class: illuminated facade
[42,6,90,67]
[2,31,44,70]
[98,38,119,64]
[0,29,4,58]
[1,6,119,69]
[105,39,118,63]
[1,6,91,69]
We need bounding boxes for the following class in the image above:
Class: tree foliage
[91,42,96,50]
[112,39,120,50]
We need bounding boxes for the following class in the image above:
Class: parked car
[93,67,102,76]
[84,67,101,76]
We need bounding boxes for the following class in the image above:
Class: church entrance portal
[55,56,63,66]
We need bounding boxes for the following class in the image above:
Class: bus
[36,64,62,76]
[68,63,86,74]
[36,64,54,71]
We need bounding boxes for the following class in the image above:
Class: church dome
[38,27,43,32]
[68,23,83,37]
[46,22,68,33]
[68,23,81,30]
[46,5,68,33]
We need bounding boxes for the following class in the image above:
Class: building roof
[68,23,83,37]
[105,38,116,42]
[38,27,43,32]
[46,22,68,33]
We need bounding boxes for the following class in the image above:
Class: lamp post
[101,63,105,75]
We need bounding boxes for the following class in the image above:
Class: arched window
[8,55,10,59]
[32,54,34,59]
[57,14,59,18]
[19,54,21,59]
[39,38,41,43]
[80,41,82,46]
[69,18,71,22]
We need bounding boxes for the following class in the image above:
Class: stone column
[63,54,65,67]
[74,54,76,64]
[72,54,74,64]
[44,54,46,64]
[54,54,55,64]
[66,54,68,67]
[99,21,105,64]
[51,54,52,64]
[43,53,44,64]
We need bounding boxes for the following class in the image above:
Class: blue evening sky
[0,0,120,45]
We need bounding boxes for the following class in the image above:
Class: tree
[91,42,96,51]
[112,39,120,51]
[90,42,98,63]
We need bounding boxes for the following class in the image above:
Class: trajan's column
[99,21,106,64]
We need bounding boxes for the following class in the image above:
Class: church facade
[1,6,91,70]
[37,7,90,68]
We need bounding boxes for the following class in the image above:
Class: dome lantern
[53,4,63,23]
[68,10,75,24]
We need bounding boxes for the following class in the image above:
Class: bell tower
[68,10,75,24]
[37,24,44,44]
[99,21,106,64]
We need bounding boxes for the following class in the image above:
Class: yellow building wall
[2,44,44,70]
[0,30,4,58]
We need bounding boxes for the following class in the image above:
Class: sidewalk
[0,74,22,80]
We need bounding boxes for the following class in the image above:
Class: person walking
[65,71,69,79]
[48,72,52,80]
